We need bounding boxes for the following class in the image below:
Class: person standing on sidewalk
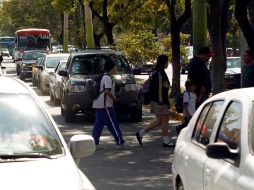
[242,50,254,88]
[92,60,126,148]
[187,47,212,108]
[136,55,175,147]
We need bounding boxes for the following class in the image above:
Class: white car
[39,53,69,94]
[172,88,254,190]
[0,77,96,190]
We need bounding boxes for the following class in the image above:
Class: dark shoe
[163,142,175,147]
[135,132,143,146]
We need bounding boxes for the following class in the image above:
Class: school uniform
[92,74,124,146]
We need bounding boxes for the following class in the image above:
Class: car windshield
[22,52,45,60]
[70,54,130,75]
[46,56,69,68]
[227,58,241,69]
[0,94,64,156]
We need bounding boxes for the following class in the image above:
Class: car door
[204,101,242,190]
[183,100,225,190]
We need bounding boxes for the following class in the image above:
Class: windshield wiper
[0,153,52,160]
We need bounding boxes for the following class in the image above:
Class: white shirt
[92,74,114,108]
[183,91,197,117]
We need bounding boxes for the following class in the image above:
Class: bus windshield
[18,35,50,51]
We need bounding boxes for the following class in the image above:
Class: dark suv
[59,49,142,122]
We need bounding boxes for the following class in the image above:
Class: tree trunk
[171,28,181,96]
[63,11,69,53]
[94,32,104,47]
[84,1,95,48]
[209,0,229,94]
[104,21,114,45]
[193,0,208,54]
[235,0,254,55]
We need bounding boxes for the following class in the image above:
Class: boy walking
[92,60,126,148]
[176,81,197,134]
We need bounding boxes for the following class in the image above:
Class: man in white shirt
[92,60,126,147]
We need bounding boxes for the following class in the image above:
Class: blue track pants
[92,107,124,145]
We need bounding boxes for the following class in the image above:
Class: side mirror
[206,142,238,159]
[58,70,68,77]
[36,65,43,71]
[1,66,6,69]
[69,135,95,166]
[16,58,22,62]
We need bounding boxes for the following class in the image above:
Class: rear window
[70,54,130,75]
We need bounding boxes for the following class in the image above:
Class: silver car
[49,60,67,105]
[0,76,96,190]
[39,53,69,94]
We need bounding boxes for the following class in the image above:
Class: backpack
[91,73,111,100]
[139,74,154,105]
[175,91,190,113]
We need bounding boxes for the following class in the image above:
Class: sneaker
[135,132,143,146]
[162,142,175,147]
[117,140,128,149]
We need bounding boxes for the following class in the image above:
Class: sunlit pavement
[3,57,180,190]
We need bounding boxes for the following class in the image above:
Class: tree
[165,0,191,96]
[208,0,230,94]
[235,0,254,55]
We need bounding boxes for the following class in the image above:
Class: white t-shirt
[93,74,114,108]
[183,91,197,117]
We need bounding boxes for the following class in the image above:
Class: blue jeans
[92,107,124,145]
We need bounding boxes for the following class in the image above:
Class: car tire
[130,107,142,122]
[177,180,185,190]
[64,99,76,123]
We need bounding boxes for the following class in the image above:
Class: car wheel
[64,99,76,122]
[130,107,142,122]
[177,180,185,190]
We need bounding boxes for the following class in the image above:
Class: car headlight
[69,84,85,93]
[124,83,139,91]
[225,75,235,79]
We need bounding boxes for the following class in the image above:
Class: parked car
[38,53,69,94]
[59,49,142,122]
[49,60,67,104]
[172,87,254,190]
[141,62,154,74]
[0,76,95,190]
[32,55,46,86]
[17,50,46,81]
[1,48,10,57]
[224,57,241,89]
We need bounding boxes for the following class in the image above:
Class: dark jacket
[242,63,254,88]
[188,56,211,95]
[149,70,170,105]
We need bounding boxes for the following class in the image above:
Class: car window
[216,101,241,150]
[57,62,66,73]
[0,94,64,156]
[70,54,130,75]
[226,58,241,69]
[192,101,224,146]
[46,56,69,68]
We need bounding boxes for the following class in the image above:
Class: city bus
[0,36,15,56]
[14,28,51,61]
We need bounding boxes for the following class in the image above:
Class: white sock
[139,129,146,138]
[163,136,170,144]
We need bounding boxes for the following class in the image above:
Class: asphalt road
[2,57,181,190]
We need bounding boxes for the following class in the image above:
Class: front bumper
[20,71,32,79]
[65,91,141,114]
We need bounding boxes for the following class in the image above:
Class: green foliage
[115,30,163,65]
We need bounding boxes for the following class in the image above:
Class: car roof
[23,50,47,53]
[227,57,241,59]
[210,87,254,101]
[46,53,70,57]
[0,77,30,94]
[72,49,121,56]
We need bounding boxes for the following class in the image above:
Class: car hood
[225,68,241,75]
[22,60,37,64]
[70,74,135,84]
[0,156,95,190]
